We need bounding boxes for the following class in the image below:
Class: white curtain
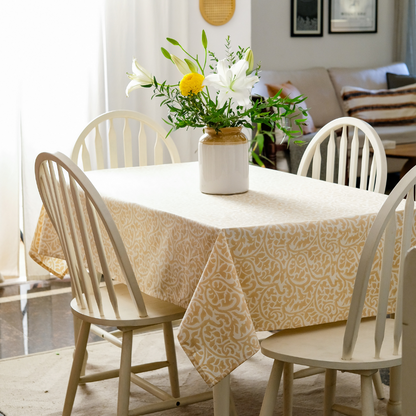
[0,1,20,277]
[1,0,191,279]
[395,0,416,73]
[100,0,193,160]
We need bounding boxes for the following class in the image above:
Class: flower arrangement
[126,31,309,166]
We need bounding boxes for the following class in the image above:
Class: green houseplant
[126,31,309,168]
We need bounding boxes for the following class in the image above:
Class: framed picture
[329,0,378,34]
[291,0,323,37]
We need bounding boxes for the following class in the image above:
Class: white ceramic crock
[198,127,249,195]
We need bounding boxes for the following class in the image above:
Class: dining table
[29,161,410,415]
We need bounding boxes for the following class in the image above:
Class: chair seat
[71,283,185,327]
[261,317,401,371]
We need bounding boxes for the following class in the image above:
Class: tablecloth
[30,162,413,386]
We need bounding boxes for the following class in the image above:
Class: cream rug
[0,330,389,416]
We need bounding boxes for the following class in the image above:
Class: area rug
[0,330,389,416]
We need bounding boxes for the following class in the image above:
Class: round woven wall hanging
[199,0,236,26]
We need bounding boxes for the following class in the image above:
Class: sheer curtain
[20,1,104,279]
[100,0,193,161]
[0,2,20,278]
[2,1,191,279]
[395,0,416,73]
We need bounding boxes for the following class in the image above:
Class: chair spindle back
[35,151,148,319]
[402,247,416,414]
[298,117,387,193]
[71,110,180,171]
[342,165,416,360]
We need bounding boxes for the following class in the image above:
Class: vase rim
[204,126,243,134]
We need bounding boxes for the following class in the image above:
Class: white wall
[189,0,251,58]
[251,0,395,71]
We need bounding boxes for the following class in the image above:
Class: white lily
[125,59,153,96]
[203,59,259,108]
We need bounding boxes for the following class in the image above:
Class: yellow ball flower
[179,73,205,96]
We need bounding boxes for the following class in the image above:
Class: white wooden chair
[71,110,181,353]
[402,247,416,415]
[34,152,213,416]
[297,117,387,194]
[71,110,181,171]
[259,165,416,416]
[292,116,388,406]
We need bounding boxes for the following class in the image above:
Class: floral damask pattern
[29,163,415,387]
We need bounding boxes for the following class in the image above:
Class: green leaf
[251,152,264,167]
[202,30,208,49]
[166,37,180,46]
[256,134,265,154]
[161,47,172,60]
[264,132,275,141]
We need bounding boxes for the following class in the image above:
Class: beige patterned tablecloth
[30,162,414,387]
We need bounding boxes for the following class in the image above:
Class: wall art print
[291,0,323,37]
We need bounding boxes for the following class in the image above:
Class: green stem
[177,44,204,73]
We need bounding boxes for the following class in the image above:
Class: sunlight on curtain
[0,0,192,279]
[20,1,103,279]
[101,0,193,162]
[18,0,191,279]
[0,3,20,277]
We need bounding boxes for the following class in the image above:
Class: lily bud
[202,30,208,49]
[184,58,198,74]
[171,54,190,76]
[244,48,254,75]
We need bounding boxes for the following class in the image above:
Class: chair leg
[229,391,238,416]
[283,362,293,416]
[372,370,385,400]
[117,330,133,416]
[163,322,180,398]
[259,360,284,416]
[63,320,91,416]
[387,366,402,416]
[213,374,230,416]
[324,369,337,416]
[361,372,375,416]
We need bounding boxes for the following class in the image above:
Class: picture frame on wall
[329,0,378,34]
[291,0,323,37]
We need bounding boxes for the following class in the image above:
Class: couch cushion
[387,72,416,89]
[266,82,317,134]
[289,133,339,180]
[373,125,416,145]
[252,67,343,128]
[328,62,410,114]
[341,83,416,127]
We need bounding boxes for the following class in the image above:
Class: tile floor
[0,277,110,359]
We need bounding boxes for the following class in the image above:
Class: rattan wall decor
[199,0,236,26]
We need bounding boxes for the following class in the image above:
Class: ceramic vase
[198,126,249,195]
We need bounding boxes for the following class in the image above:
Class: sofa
[252,62,416,174]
